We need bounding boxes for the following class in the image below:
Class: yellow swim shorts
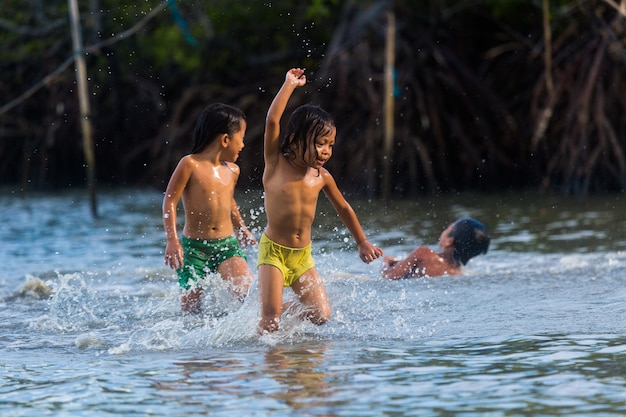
[257,232,315,287]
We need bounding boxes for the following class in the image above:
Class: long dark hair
[449,218,491,265]
[280,104,335,161]
[191,103,246,154]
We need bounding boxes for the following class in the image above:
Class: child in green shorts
[163,103,255,313]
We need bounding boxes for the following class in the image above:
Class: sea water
[1,187,625,416]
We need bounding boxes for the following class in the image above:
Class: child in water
[163,103,256,313]
[258,68,384,332]
[381,218,490,279]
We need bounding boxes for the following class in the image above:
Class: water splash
[43,273,104,332]
[2,275,53,301]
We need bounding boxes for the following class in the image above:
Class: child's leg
[218,256,254,301]
[181,288,202,314]
[258,264,285,332]
[292,267,331,325]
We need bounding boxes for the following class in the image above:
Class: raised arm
[321,170,383,264]
[264,68,307,166]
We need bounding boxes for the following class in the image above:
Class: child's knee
[259,314,281,333]
[181,289,202,313]
[311,314,329,325]
[308,305,331,325]
[229,276,252,301]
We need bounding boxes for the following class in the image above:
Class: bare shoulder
[263,153,285,181]
[170,154,197,178]
[414,246,436,257]
[178,154,198,169]
[406,246,438,264]
[266,153,281,175]
[222,161,241,176]
[320,167,337,185]
[176,154,191,165]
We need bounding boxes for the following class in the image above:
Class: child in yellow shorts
[257,68,383,332]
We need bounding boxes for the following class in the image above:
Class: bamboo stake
[602,0,626,18]
[542,0,554,96]
[382,11,395,200]
[68,0,98,217]
[531,0,555,150]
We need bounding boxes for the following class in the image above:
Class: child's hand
[382,256,399,268]
[237,228,257,248]
[286,68,306,87]
[165,241,184,270]
[357,241,384,264]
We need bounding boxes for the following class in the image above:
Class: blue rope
[166,0,198,46]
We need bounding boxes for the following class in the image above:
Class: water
[1,187,625,416]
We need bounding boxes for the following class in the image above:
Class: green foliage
[1,0,624,194]
[305,0,341,19]
[139,25,201,74]
[194,1,340,80]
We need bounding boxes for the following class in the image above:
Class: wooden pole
[68,0,98,217]
[382,11,396,200]
[531,0,554,150]
[542,0,554,96]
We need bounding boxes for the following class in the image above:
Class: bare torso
[179,156,237,240]
[263,154,325,248]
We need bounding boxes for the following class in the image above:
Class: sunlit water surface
[1,188,625,416]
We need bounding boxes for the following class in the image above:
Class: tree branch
[602,0,626,18]
[0,1,168,117]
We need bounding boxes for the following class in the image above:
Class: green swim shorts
[257,232,315,287]
[177,235,247,290]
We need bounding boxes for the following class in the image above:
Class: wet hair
[280,104,335,161]
[190,103,246,154]
[448,218,491,265]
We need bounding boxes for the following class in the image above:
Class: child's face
[224,120,247,162]
[304,127,336,169]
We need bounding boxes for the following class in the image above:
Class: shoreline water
[2,188,625,415]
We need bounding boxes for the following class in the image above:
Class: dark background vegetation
[1,0,625,197]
